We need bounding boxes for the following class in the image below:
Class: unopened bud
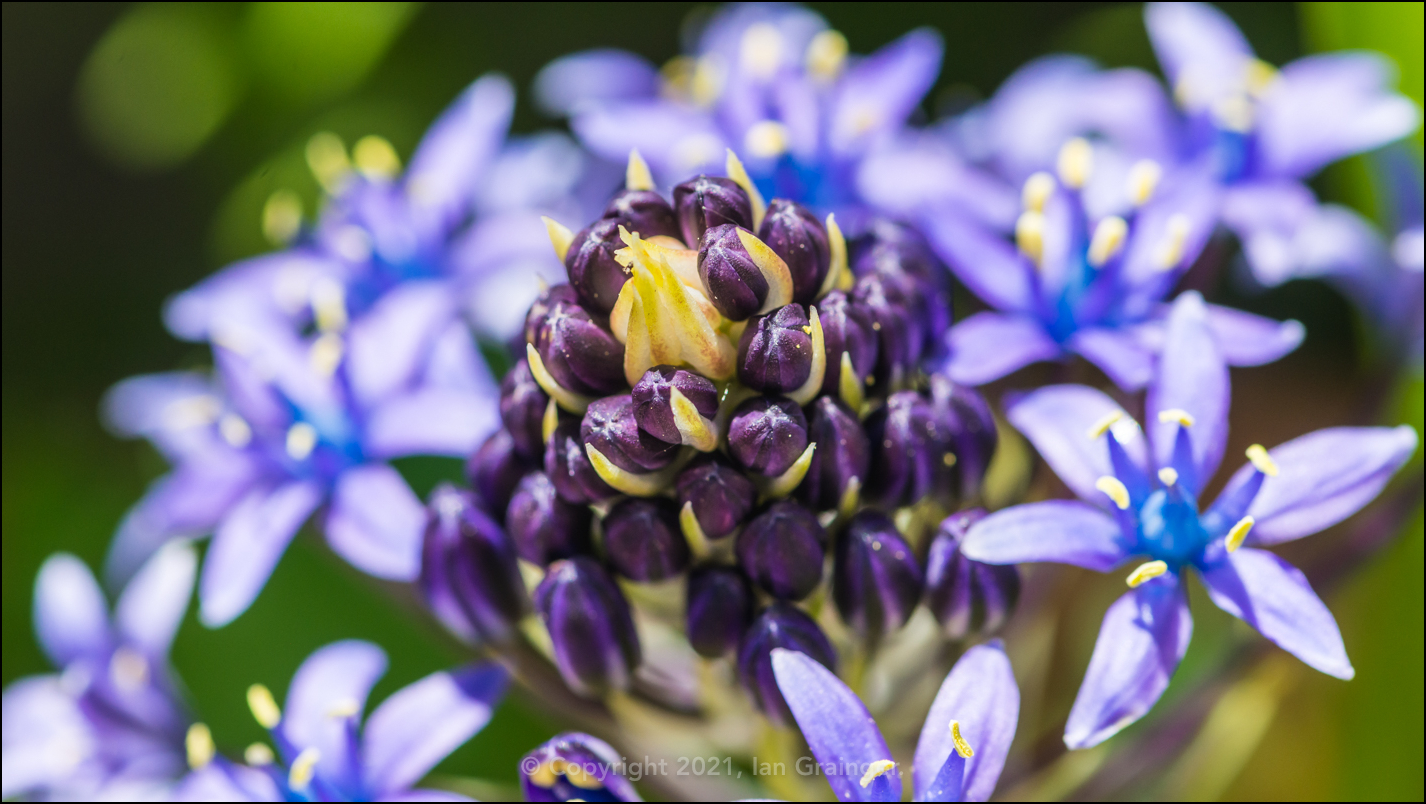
[501,360,550,459]
[675,454,757,539]
[686,565,754,658]
[815,289,878,396]
[581,394,679,473]
[673,175,753,248]
[631,365,719,445]
[924,509,1020,639]
[529,288,625,396]
[834,511,924,643]
[728,396,809,477]
[798,396,869,511]
[758,199,830,303]
[535,558,641,697]
[467,429,532,514]
[737,602,836,724]
[699,223,771,320]
[736,500,826,600]
[421,485,527,643]
[603,188,681,242]
[602,498,690,581]
[544,417,615,504]
[565,217,632,315]
[506,472,592,565]
[738,304,815,393]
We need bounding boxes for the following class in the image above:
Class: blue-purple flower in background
[1143,1,1420,287]
[164,74,610,345]
[104,290,499,625]
[960,291,1418,748]
[535,3,942,227]
[177,640,506,802]
[863,55,1306,388]
[771,641,1019,802]
[2,545,196,800]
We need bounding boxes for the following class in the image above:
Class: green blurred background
[3,2,1420,799]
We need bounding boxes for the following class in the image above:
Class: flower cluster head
[962,291,1418,748]
[438,148,1016,722]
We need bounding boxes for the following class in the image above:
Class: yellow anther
[186,723,215,770]
[1096,476,1131,510]
[1155,214,1191,271]
[309,333,344,378]
[326,698,360,719]
[625,150,654,192]
[691,56,725,106]
[244,743,275,767]
[262,190,303,246]
[219,413,252,448]
[858,759,897,788]
[285,422,318,461]
[1015,211,1045,266]
[1126,159,1162,207]
[1244,58,1278,98]
[1087,216,1128,268]
[247,683,281,729]
[310,277,347,333]
[527,760,559,787]
[805,29,849,79]
[1057,138,1093,189]
[1158,467,1179,487]
[744,120,789,159]
[1245,444,1279,476]
[562,761,603,790]
[1087,410,1124,440]
[1021,171,1056,213]
[1157,409,1195,427]
[1212,94,1255,133]
[288,747,321,791]
[306,132,351,194]
[740,23,783,79]
[353,135,401,181]
[1126,560,1169,588]
[949,719,975,758]
[109,647,149,690]
[1225,515,1255,553]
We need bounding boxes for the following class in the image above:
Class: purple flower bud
[686,565,754,658]
[529,288,625,396]
[798,396,870,511]
[736,500,826,600]
[631,365,719,445]
[852,272,923,388]
[467,429,531,514]
[581,394,679,472]
[738,304,814,393]
[833,511,924,643]
[759,199,829,304]
[865,391,956,506]
[852,221,950,355]
[737,602,836,724]
[603,189,681,241]
[924,509,1020,640]
[816,289,879,396]
[931,376,998,501]
[565,217,630,315]
[851,219,940,285]
[698,223,769,320]
[728,396,809,477]
[544,416,615,504]
[521,732,640,802]
[602,498,690,581]
[673,175,752,247]
[523,283,577,347]
[421,485,528,643]
[535,557,642,697]
[501,359,550,459]
[675,454,757,539]
[506,472,592,565]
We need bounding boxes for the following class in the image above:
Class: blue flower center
[1137,486,1209,566]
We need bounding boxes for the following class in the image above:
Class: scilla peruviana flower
[961,290,1418,748]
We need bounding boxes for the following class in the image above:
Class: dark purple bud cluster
[424,169,1009,714]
